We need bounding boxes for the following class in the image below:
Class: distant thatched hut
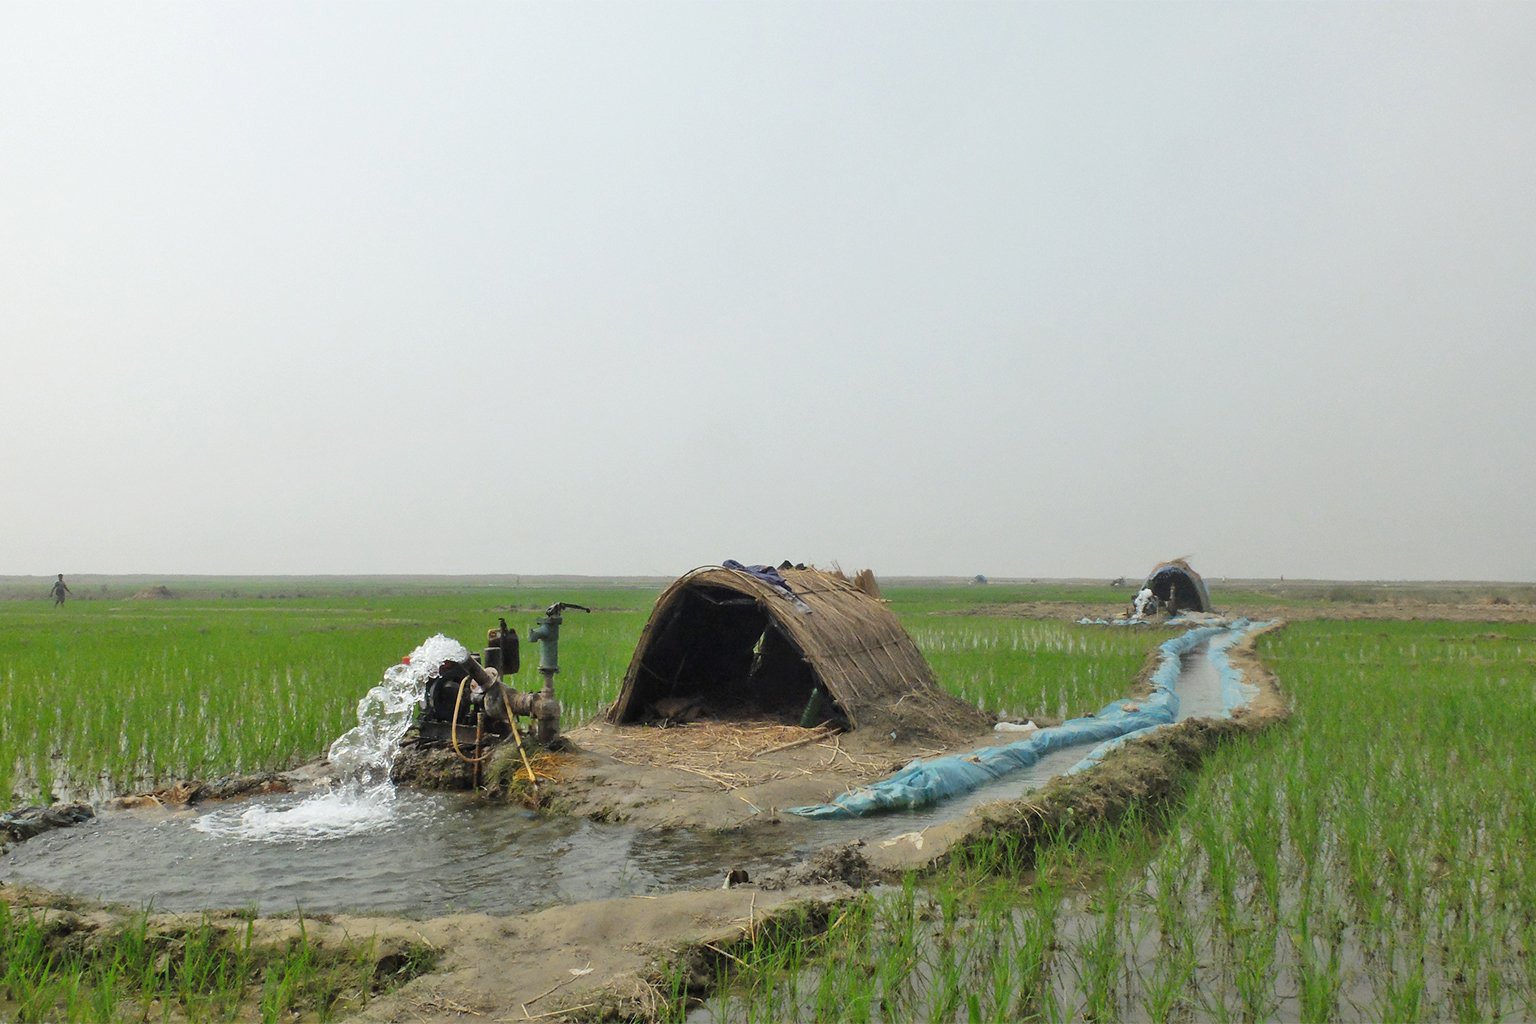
[1141,559,1213,614]
[608,564,989,745]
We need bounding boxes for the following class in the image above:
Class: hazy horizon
[6,3,1533,582]
[4,570,1531,589]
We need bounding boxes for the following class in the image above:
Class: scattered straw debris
[597,722,880,790]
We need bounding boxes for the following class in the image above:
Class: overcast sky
[4,2,1533,581]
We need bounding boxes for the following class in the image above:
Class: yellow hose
[449,679,494,765]
[448,677,542,805]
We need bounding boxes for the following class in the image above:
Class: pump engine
[411,603,589,755]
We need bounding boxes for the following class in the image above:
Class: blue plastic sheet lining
[1210,622,1265,714]
[787,620,1268,820]
[1066,618,1269,775]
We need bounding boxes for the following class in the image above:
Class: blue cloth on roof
[722,560,812,613]
[722,560,792,593]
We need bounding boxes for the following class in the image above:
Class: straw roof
[1143,558,1213,613]
[608,565,989,744]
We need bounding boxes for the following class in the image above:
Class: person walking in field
[49,574,71,607]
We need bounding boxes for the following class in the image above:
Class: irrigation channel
[0,621,1262,917]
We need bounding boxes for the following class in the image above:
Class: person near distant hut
[49,574,71,607]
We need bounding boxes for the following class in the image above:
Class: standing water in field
[194,634,467,843]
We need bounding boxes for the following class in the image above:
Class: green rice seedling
[1373,935,1427,1024]
[85,957,121,1024]
[1140,934,1197,1024]
[1076,896,1123,1021]
[1198,977,1238,1024]
[656,956,692,1024]
[0,898,416,1024]
[1,910,52,1022]
[1231,912,1279,1024]
[258,927,318,1023]
[1193,806,1238,946]
[1234,768,1282,921]
[1148,832,1192,949]
[1014,867,1063,1022]
[1013,835,1075,1019]
[874,877,922,1019]
[985,929,1017,1022]
[756,939,808,1024]
[1518,917,1536,1020]
[55,966,90,1024]
[1290,881,1343,1018]
[927,931,965,1023]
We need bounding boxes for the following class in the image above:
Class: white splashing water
[194,634,469,843]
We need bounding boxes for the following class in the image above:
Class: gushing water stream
[193,634,468,843]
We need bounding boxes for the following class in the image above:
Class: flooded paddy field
[684,619,1536,1024]
[1,578,1533,1021]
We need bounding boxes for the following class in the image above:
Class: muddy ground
[0,879,845,1023]
[391,716,1009,832]
[1,618,1293,1022]
[537,719,1002,831]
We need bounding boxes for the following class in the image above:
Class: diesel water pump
[413,602,590,759]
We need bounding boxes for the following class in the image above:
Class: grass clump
[0,901,438,1023]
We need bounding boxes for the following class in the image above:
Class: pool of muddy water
[0,790,802,916]
[1,641,1233,915]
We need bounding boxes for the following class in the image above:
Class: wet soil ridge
[107,773,293,811]
[338,888,849,1024]
[0,803,93,848]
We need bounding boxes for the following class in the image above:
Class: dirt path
[340,885,845,1023]
[0,881,846,1023]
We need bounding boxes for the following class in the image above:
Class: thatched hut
[1141,559,1213,614]
[608,564,989,744]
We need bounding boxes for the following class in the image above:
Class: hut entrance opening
[625,585,845,727]
[1147,568,1206,614]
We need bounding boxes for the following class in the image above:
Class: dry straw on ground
[598,721,890,791]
